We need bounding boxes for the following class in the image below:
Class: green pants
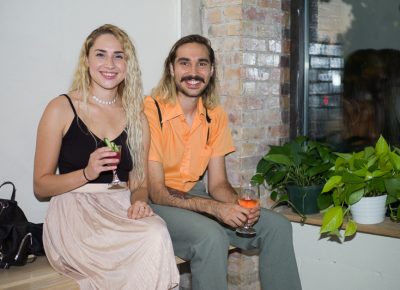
[151,183,302,290]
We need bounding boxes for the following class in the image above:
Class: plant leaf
[320,206,343,234]
[256,158,270,174]
[270,190,278,201]
[347,188,364,205]
[389,151,400,170]
[335,152,352,161]
[317,194,333,210]
[268,171,286,186]
[385,178,400,200]
[375,135,389,156]
[308,163,332,178]
[322,176,342,193]
[251,174,265,185]
[264,154,291,166]
[344,220,357,237]
[341,171,364,183]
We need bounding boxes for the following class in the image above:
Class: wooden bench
[3,205,398,290]
[0,248,237,290]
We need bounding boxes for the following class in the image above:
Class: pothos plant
[319,135,400,241]
[251,136,336,220]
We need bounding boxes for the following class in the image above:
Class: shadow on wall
[342,48,400,151]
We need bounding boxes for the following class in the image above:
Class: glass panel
[307,0,400,151]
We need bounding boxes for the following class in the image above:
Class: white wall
[0,0,181,222]
[293,223,400,290]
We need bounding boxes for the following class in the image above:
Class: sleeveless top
[58,94,133,183]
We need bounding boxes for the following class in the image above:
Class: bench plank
[0,247,237,289]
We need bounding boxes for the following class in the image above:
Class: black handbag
[0,181,27,224]
[0,181,44,269]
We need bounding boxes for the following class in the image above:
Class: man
[143,34,302,290]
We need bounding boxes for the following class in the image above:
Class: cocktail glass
[109,145,122,188]
[236,182,260,237]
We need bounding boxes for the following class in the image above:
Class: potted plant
[319,135,400,241]
[251,136,336,217]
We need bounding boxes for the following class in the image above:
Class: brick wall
[198,1,290,289]
[201,0,290,188]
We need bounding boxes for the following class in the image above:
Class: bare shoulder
[45,94,71,111]
[39,94,75,131]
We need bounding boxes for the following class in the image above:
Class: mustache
[180,75,205,83]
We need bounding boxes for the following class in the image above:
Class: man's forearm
[209,182,238,204]
[151,186,221,216]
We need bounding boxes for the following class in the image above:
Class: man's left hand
[246,205,261,226]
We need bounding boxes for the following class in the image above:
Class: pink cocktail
[110,145,122,187]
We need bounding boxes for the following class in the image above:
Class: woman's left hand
[127,201,154,219]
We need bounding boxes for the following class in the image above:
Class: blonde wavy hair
[70,24,145,186]
[151,34,220,109]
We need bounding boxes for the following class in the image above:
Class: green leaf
[322,176,342,193]
[255,158,269,174]
[317,194,333,210]
[385,178,400,200]
[344,220,357,237]
[347,188,364,205]
[268,171,286,186]
[368,178,386,194]
[264,154,291,166]
[251,174,264,185]
[335,152,352,161]
[372,169,390,178]
[366,155,378,168]
[270,190,278,201]
[389,151,400,170]
[308,163,332,178]
[320,206,343,234]
[352,167,368,178]
[342,172,364,183]
[375,135,389,156]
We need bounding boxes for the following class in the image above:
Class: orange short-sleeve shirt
[143,96,235,192]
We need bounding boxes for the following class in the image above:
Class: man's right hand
[213,203,250,228]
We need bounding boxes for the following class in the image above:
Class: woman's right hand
[83,146,120,181]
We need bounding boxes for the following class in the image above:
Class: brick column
[199,1,290,289]
[201,0,290,188]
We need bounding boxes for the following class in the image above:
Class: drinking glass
[236,182,260,237]
[109,145,122,188]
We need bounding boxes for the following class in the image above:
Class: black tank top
[58,94,133,183]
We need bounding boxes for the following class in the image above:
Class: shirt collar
[163,98,207,122]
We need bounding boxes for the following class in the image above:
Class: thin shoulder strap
[61,94,77,117]
[153,98,163,129]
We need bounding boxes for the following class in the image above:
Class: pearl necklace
[92,95,117,105]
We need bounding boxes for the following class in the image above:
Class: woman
[33,24,179,290]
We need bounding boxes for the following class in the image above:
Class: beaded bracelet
[82,168,93,182]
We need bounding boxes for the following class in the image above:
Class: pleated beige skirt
[43,184,180,290]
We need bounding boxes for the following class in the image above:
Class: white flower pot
[350,195,387,224]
